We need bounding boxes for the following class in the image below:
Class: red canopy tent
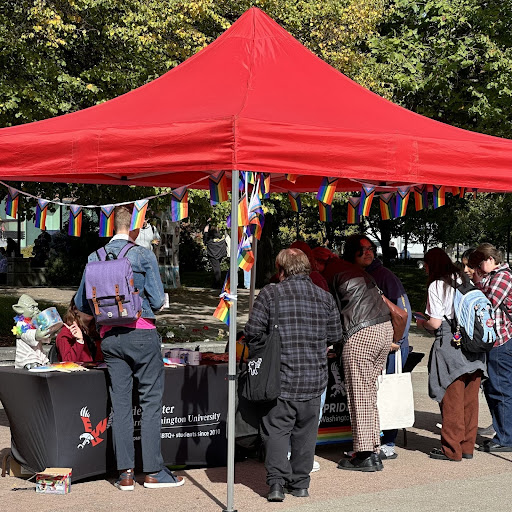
[2,8,512,511]
[1,8,512,191]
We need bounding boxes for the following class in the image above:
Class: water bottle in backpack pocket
[446,279,496,353]
[84,243,142,326]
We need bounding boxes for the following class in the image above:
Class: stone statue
[12,294,50,369]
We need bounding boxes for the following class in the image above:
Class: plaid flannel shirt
[244,274,343,401]
[476,263,512,347]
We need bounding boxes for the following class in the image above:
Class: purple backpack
[85,243,142,326]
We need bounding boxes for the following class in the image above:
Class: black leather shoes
[267,483,285,502]
[429,448,461,461]
[284,487,309,497]
[337,452,383,472]
[478,440,512,452]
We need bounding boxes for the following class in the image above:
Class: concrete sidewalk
[1,287,511,511]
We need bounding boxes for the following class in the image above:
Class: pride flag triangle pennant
[317,177,337,206]
[171,187,189,222]
[379,193,394,221]
[318,201,332,222]
[209,171,229,205]
[99,205,115,237]
[130,199,149,229]
[359,184,376,216]
[394,187,411,218]
[288,191,302,213]
[68,205,83,237]
[5,187,19,219]
[433,185,446,209]
[35,199,49,230]
[347,197,361,225]
[414,185,428,211]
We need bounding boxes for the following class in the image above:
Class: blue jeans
[101,327,164,472]
[381,339,409,446]
[485,340,512,446]
[243,269,251,289]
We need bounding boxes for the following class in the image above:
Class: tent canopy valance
[1,8,512,192]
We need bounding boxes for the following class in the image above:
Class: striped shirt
[244,274,343,401]
[476,264,512,347]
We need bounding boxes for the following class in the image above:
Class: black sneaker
[337,452,383,472]
[267,483,285,502]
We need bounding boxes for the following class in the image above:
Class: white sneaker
[310,460,320,473]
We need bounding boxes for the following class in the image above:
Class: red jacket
[56,325,103,362]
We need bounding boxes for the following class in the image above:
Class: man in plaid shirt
[244,248,342,502]
[470,244,512,452]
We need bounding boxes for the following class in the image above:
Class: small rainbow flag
[222,272,231,295]
[288,191,302,212]
[213,298,231,325]
[171,187,189,222]
[379,193,394,221]
[35,199,49,230]
[68,205,82,237]
[248,191,263,220]
[433,185,446,209]
[99,205,115,237]
[258,173,270,199]
[238,237,255,271]
[287,174,298,183]
[394,187,411,218]
[358,184,376,216]
[318,201,332,222]
[249,217,262,240]
[246,172,255,185]
[209,171,229,205]
[317,177,337,206]
[347,197,361,225]
[414,185,428,211]
[5,187,19,219]
[238,194,249,226]
[130,199,149,229]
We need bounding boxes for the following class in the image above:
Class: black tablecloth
[0,363,228,481]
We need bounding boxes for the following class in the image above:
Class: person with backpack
[75,205,184,490]
[469,243,512,452]
[416,248,487,461]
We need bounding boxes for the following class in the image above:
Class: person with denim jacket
[75,205,184,490]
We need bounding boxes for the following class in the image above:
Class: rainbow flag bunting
[414,185,428,211]
[99,205,115,237]
[358,184,376,216]
[238,194,249,226]
[288,191,302,213]
[130,199,149,229]
[35,199,49,230]
[238,237,255,271]
[171,187,189,222]
[433,185,446,209]
[347,197,361,225]
[258,173,270,199]
[5,187,19,219]
[213,298,231,326]
[68,205,82,237]
[394,187,411,218]
[459,187,466,198]
[209,171,229,205]
[287,174,298,183]
[317,177,337,206]
[318,201,332,222]
[379,193,394,221]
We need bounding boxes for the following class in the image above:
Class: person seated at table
[56,295,103,363]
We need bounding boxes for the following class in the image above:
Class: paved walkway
[1,287,511,511]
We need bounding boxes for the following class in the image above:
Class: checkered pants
[342,322,393,453]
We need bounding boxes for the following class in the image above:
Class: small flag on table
[238,237,255,271]
[213,298,231,326]
[68,205,82,237]
[130,199,149,229]
[433,185,446,209]
[171,187,189,222]
[99,205,115,237]
[317,177,337,206]
[238,194,249,226]
[5,187,19,219]
[209,171,229,205]
[414,185,427,211]
[318,201,332,222]
[394,187,411,218]
[287,174,298,183]
[379,193,394,221]
[359,184,376,216]
[35,199,49,230]
[347,197,361,225]
[288,191,302,212]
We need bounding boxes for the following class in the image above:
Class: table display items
[12,294,52,369]
[35,468,72,494]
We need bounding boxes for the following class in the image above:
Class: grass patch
[393,265,428,314]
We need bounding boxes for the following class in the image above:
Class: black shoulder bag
[239,285,281,402]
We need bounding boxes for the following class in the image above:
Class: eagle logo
[77,406,113,449]
[330,361,346,398]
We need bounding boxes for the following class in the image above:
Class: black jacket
[331,263,391,343]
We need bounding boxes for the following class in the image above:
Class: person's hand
[69,321,84,344]
[390,342,400,352]
[35,327,50,341]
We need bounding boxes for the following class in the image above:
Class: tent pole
[224,170,239,512]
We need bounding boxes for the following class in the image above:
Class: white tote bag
[377,350,415,430]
